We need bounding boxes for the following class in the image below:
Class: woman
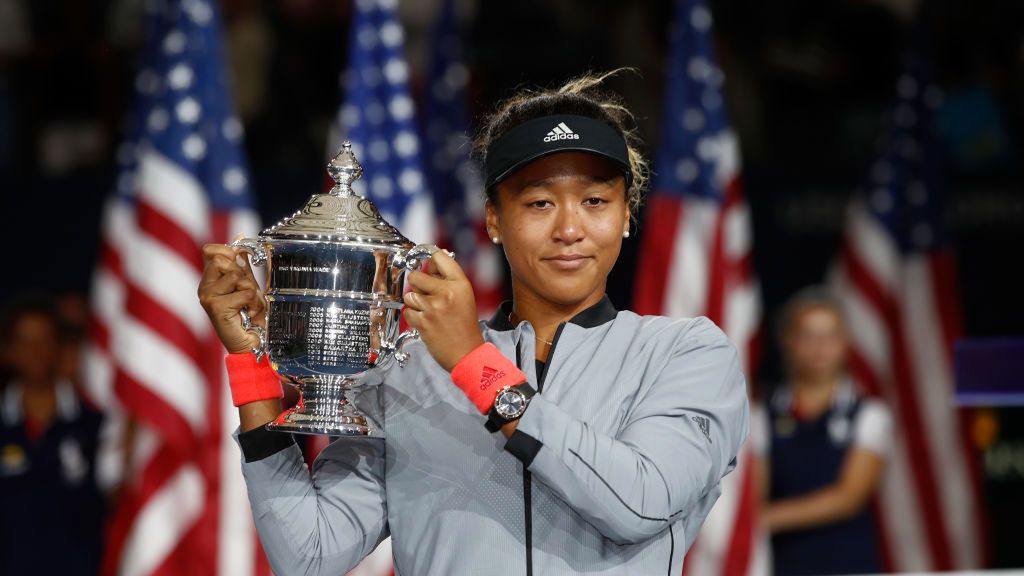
[199,71,749,575]
[754,288,891,575]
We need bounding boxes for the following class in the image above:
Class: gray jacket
[236,297,749,575]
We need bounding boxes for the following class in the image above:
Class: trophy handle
[387,328,420,367]
[238,307,268,362]
[391,244,451,271]
[384,245,453,367]
[230,238,268,360]
[230,238,268,267]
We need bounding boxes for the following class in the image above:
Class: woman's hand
[402,251,485,372]
[198,243,266,354]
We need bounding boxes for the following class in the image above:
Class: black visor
[483,114,632,190]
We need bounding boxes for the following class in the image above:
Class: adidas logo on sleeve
[478,366,507,391]
[543,122,581,142]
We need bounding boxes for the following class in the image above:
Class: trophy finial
[327,141,363,196]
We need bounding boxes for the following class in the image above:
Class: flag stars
[690,5,712,31]
[117,172,134,194]
[183,0,212,24]
[688,56,711,82]
[182,134,206,160]
[163,30,187,55]
[357,26,377,50]
[340,104,360,127]
[365,102,385,124]
[683,108,706,132]
[371,175,393,198]
[676,158,700,183]
[369,138,389,162]
[696,136,718,161]
[362,66,382,88]
[394,131,418,157]
[222,167,247,193]
[148,107,169,131]
[389,94,413,121]
[168,64,194,90]
[380,21,403,47]
[176,97,201,123]
[349,142,365,162]
[399,168,423,194]
[383,58,408,84]
[222,117,243,141]
[701,88,722,110]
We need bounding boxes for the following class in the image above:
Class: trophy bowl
[233,142,439,437]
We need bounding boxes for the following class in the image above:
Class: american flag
[422,0,503,316]
[632,0,767,575]
[829,48,985,571]
[83,1,268,575]
[325,0,433,573]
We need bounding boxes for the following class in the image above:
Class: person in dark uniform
[753,287,892,576]
[0,296,106,576]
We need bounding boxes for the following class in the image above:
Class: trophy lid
[261,142,413,246]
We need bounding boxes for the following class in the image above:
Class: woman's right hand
[198,243,266,354]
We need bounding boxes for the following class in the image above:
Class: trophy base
[266,375,383,438]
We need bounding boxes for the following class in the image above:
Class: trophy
[232,142,440,437]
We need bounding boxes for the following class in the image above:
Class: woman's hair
[775,285,847,343]
[473,69,649,219]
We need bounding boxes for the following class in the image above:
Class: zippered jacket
[236,297,749,575]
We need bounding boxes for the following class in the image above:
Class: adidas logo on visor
[543,122,581,142]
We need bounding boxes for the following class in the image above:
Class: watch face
[495,388,527,419]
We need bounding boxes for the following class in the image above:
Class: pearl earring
[623,230,630,238]
[491,237,500,244]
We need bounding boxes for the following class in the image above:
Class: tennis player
[199,71,749,575]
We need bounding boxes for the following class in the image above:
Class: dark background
[1,0,1022,565]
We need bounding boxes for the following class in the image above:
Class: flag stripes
[829,48,984,572]
[85,2,269,575]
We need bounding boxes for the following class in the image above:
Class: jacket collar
[486,295,618,331]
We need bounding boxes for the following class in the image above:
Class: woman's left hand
[403,251,485,372]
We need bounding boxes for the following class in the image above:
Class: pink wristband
[225,353,284,407]
[450,343,528,414]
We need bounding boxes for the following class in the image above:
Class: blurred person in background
[753,287,892,576]
[0,294,106,576]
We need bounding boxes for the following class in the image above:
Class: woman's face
[783,305,848,382]
[486,152,630,311]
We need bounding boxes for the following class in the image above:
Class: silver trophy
[232,142,440,437]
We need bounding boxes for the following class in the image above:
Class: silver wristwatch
[485,383,536,432]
